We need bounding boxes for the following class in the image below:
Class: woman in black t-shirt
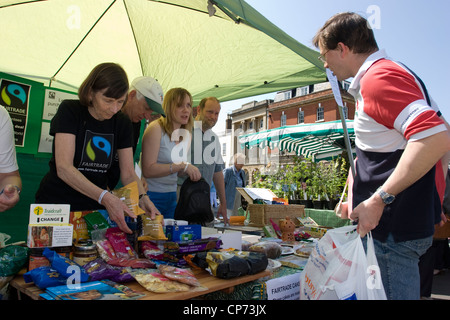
[36,63,160,233]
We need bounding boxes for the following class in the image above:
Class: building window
[281,111,287,126]
[297,108,304,124]
[316,103,324,121]
[274,90,292,102]
[297,86,309,96]
[260,118,264,129]
[341,81,350,91]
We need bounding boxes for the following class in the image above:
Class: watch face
[384,195,395,204]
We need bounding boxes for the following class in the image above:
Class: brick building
[268,82,355,129]
[228,81,355,185]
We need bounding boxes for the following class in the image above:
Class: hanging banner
[0,78,31,147]
[38,88,77,153]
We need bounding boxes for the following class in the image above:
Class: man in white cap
[107,76,165,190]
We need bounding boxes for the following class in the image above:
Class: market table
[213,223,264,236]
[9,268,271,300]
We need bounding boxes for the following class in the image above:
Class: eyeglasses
[318,50,330,63]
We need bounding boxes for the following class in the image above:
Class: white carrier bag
[299,225,386,300]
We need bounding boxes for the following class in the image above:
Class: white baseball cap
[131,76,165,117]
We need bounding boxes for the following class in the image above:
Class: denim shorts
[147,191,177,219]
[363,233,433,300]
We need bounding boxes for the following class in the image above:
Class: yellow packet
[112,181,145,216]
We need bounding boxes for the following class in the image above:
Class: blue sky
[214,0,450,133]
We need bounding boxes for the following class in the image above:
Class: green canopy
[239,120,355,161]
[0,0,325,104]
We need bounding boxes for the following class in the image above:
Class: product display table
[213,223,264,236]
[9,268,271,300]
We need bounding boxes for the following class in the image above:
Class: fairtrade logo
[34,206,44,216]
[86,136,111,161]
[1,83,27,106]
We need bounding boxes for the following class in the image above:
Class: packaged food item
[111,181,145,217]
[28,248,50,271]
[42,247,89,282]
[70,210,93,243]
[105,227,137,259]
[23,266,67,289]
[133,272,191,293]
[83,211,110,237]
[0,245,29,277]
[229,216,245,226]
[249,241,282,259]
[96,239,117,262]
[192,250,268,279]
[140,241,164,260]
[165,224,201,241]
[158,265,201,287]
[277,254,308,269]
[137,215,167,241]
[162,238,222,267]
[83,258,121,281]
[107,257,155,269]
[73,240,98,266]
[294,243,315,258]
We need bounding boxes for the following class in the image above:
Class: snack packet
[42,247,90,282]
[111,181,145,216]
[105,227,137,259]
[96,239,117,262]
[140,241,164,260]
[23,266,67,289]
[158,265,201,287]
[84,211,110,237]
[133,272,191,293]
[138,215,167,241]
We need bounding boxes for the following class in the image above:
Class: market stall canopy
[0,0,325,104]
[239,120,355,161]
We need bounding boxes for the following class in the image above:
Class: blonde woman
[141,88,201,218]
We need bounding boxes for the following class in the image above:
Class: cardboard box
[247,204,305,227]
[165,224,201,241]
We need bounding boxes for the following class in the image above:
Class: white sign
[29,204,71,224]
[326,68,344,107]
[266,272,301,300]
[42,89,77,121]
[38,88,77,153]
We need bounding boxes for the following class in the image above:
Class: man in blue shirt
[223,153,246,218]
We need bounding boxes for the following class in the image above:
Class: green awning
[239,120,355,161]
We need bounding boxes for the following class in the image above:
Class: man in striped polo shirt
[313,12,450,300]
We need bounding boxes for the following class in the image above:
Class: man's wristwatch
[376,187,395,205]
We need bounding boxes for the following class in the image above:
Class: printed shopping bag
[299,225,386,300]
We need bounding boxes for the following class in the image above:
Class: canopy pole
[326,69,355,179]
[337,105,356,179]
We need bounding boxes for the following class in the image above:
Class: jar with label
[73,240,98,266]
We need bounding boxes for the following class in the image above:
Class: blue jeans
[147,191,177,219]
[363,233,432,300]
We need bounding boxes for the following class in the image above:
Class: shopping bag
[299,225,386,300]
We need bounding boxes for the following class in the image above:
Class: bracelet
[13,185,21,194]
[183,162,189,173]
[98,190,108,205]
[0,185,21,195]
[139,193,149,199]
